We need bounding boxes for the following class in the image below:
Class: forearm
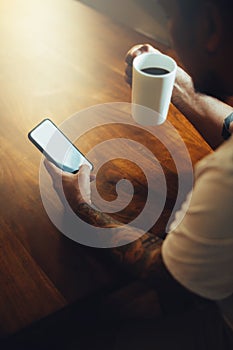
[75,203,171,282]
[75,203,196,311]
[172,67,233,149]
[76,202,163,277]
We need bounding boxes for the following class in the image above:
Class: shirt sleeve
[162,149,233,301]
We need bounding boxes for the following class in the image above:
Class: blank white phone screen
[31,120,91,173]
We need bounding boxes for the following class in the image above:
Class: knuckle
[125,44,142,64]
[125,43,154,65]
[125,65,132,77]
[125,53,133,65]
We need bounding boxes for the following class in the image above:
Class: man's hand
[125,44,160,86]
[125,43,233,148]
[44,159,94,209]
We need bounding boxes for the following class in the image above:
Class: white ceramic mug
[132,53,177,126]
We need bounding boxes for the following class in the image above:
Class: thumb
[78,164,92,186]
[77,164,92,204]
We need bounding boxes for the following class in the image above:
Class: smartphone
[28,119,93,173]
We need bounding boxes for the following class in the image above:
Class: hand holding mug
[125,44,160,86]
[125,44,177,126]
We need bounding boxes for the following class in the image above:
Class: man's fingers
[124,44,160,87]
[124,74,132,86]
[125,44,160,67]
[78,165,92,204]
[125,44,149,65]
[125,65,133,86]
[125,65,132,78]
[125,44,155,66]
[125,45,143,66]
[78,164,91,185]
[77,165,95,182]
[44,158,61,177]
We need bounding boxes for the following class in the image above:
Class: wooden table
[0,0,212,337]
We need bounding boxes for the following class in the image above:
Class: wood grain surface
[0,0,212,336]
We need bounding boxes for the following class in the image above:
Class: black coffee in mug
[141,67,170,75]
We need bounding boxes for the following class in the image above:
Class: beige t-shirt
[162,136,233,330]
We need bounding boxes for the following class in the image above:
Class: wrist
[172,67,195,98]
[171,67,196,108]
[171,66,212,131]
[67,193,90,214]
[73,201,92,217]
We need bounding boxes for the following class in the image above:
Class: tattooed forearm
[75,202,163,278]
[75,202,121,228]
[75,202,196,311]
